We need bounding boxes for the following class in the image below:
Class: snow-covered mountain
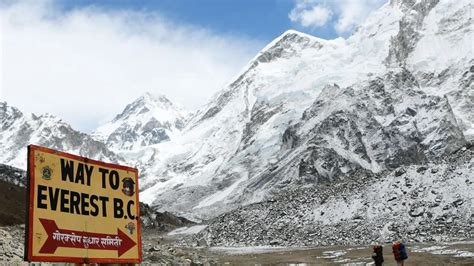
[0,0,471,231]
[92,92,187,151]
[0,102,123,169]
[139,0,473,220]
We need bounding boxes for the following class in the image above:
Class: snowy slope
[140,0,472,219]
[92,92,187,151]
[0,102,123,169]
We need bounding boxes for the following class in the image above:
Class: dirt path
[197,242,474,265]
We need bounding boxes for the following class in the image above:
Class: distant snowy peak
[113,92,186,123]
[0,102,122,169]
[93,92,187,151]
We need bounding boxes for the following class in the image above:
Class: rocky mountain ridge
[0,102,123,169]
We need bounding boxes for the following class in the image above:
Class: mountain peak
[279,29,320,40]
[271,29,329,48]
[140,92,173,106]
[250,29,327,65]
[93,92,188,151]
[112,92,183,123]
[279,29,309,37]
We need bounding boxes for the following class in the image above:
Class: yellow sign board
[25,145,141,263]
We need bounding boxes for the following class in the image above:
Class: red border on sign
[25,144,142,263]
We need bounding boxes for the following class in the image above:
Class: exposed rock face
[0,102,123,170]
[417,63,474,141]
[280,70,465,182]
[386,0,440,66]
[239,68,467,199]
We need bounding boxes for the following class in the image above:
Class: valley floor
[140,229,474,265]
[1,225,474,264]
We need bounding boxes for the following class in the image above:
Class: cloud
[289,1,333,28]
[334,0,387,34]
[0,1,263,132]
[289,0,387,35]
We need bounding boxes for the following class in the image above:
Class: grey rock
[409,207,425,217]
[395,168,407,177]
[453,199,464,207]
[417,166,428,173]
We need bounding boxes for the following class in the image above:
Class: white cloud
[289,0,387,35]
[289,1,332,28]
[0,1,263,132]
[334,0,387,34]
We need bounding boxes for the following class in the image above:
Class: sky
[0,0,387,132]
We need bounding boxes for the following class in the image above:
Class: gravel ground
[2,225,473,265]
